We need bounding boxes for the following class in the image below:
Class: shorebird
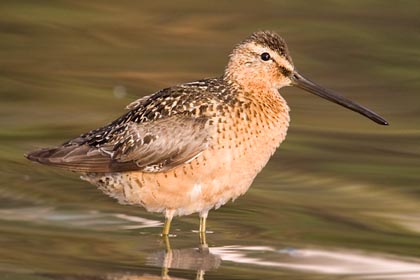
[26,31,388,238]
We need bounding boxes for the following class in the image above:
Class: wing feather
[27,115,212,173]
[26,77,228,173]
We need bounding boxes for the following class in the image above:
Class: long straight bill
[290,72,388,125]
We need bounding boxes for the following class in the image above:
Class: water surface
[1,1,420,279]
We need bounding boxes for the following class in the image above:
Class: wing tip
[25,145,115,173]
[25,147,57,164]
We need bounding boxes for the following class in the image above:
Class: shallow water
[1,1,420,279]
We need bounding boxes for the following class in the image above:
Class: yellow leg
[199,212,208,246]
[162,233,172,252]
[199,216,207,233]
[162,209,175,236]
[162,217,172,236]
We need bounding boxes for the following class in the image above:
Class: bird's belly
[84,108,290,217]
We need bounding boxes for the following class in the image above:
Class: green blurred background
[1,1,420,279]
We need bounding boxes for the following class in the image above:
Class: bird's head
[224,30,388,125]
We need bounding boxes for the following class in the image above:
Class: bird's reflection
[146,235,221,279]
[37,239,420,280]
[104,235,220,280]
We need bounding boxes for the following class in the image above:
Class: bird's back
[26,77,238,173]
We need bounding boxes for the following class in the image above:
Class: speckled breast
[86,90,290,217]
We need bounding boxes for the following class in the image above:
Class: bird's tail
[25,144,133,173]
[25,147,72,167]
[25,145,96,172]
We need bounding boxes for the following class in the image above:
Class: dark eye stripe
[278,66,292,77]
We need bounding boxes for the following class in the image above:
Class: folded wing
[26,115,211,173]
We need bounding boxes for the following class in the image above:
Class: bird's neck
[223,64,275,95]
[222,73,290,120]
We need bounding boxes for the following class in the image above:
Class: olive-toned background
[1,1,420,279]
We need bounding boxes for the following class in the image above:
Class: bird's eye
[260,52,271,61]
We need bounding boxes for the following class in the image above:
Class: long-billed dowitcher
[26,31,388,237]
